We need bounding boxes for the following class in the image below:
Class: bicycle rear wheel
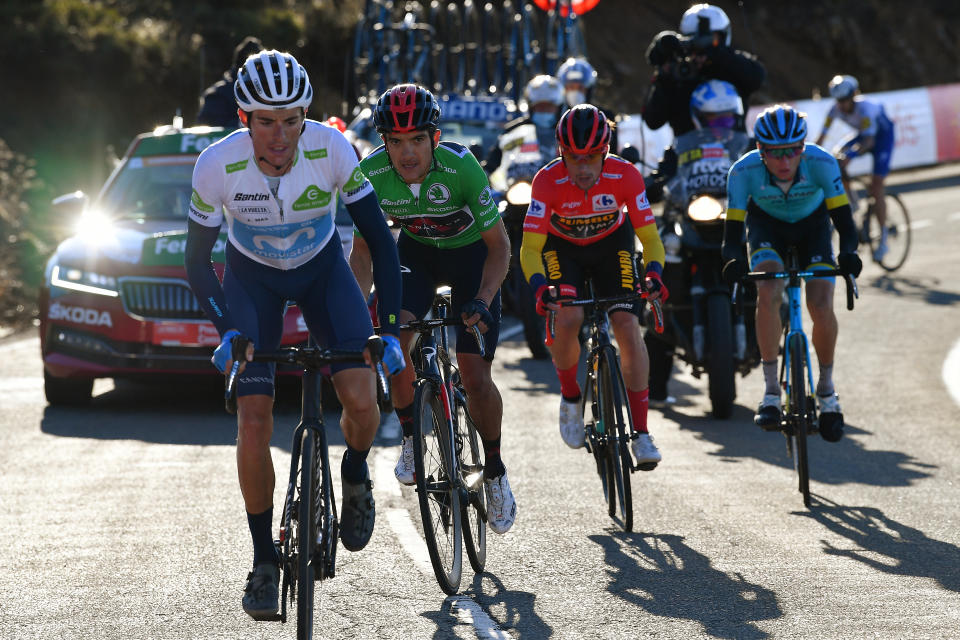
[599,349,633,532]
[412,381,462,594]
[296,428,318,639]
[868,193,911,272]
[454,387,487,573]
[787,333,811,508]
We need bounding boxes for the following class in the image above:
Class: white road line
[373,449,507,637]
[910,218,933,230]
[942,338,960,408]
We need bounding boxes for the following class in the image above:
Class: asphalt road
[2,166,960,639]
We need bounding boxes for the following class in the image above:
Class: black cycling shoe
[340,461,375,552]
[819,411,845,442]
[754,394,782,431]
[242,562,280,620]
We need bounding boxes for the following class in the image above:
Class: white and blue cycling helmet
[690,79,743,130]
[828,74,859,100]
[753,105,808,145]
[556,57,597,89]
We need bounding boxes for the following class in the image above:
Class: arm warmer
[346,191,402,335]
[828,202,858,254]
[184,218,234,336]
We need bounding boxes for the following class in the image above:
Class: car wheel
[44,370,93,407]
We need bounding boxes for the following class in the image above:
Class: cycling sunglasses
[760,144,805,159]
[561,150,605,164]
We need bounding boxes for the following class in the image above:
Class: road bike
[401,289,488,594]
[225,335,390,639]
[846,174,911,272]
[735,248,857,508]
[546,281,663,532]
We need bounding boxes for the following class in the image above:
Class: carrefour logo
[592,193,617,211]
[527,199,546,218]
[426,183,451,205]
[49,302,113,327]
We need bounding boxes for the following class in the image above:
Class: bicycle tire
[583,356,612,504]
[454,387,487,573]
[296,428,318,640]
[787,333,811,508]
[600,348,633,532]
[412,380,463,594]
[870,192,911,272]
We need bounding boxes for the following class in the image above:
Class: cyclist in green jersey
[350,84,517,534]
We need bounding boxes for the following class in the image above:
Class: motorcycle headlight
[50,265,119,297]
[687,195,725,222]
[505,181,532,206]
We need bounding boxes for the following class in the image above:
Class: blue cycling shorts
[223,233,373,397]
[842,127,895,177]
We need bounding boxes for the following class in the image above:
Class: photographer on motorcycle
[483,75,564,175]
[643,3,765,136]
[644,79,757,414]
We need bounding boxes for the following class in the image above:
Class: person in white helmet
[815,74,896,262]
[483,74,566,174]
[555,57,621,153]
[185,50,405,620]
[643,3,765,136]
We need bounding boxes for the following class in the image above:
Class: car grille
[119,277,206,321]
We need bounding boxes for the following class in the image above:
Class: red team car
[39,123,309,405]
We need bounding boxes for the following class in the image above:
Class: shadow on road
[798,495,960,593]
[660,403,935,489]
[589,531,781,639]
[38,377,399,453]
[866,273,960,306]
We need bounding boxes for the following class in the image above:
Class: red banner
[927,84,960,162]
[533,0,601,16]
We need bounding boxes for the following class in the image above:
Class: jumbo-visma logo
[426,183,451,205]
[292,185,332,211]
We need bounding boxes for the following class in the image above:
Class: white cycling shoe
[631,433,661,470]
[394,436,416,486]
[559,398,585,449]
[484,472,517,534]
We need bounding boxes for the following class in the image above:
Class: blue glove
[212,329,242,373]
[382,334,406,375]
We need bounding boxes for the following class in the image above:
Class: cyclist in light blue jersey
[721,105,861,442]
[815,75,896,261]
[184,50,405,620]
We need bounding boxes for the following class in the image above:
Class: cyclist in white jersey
[184,50,405,620]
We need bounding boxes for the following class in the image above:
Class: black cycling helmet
[373,84,441,134]
[753,104,808,146]
[556,104,611,155]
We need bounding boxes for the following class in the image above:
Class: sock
[817,363,835,397]
[556,362,581,401]
[762,359,780,396]
[395,404,414,438]
[341,444,370,484]
[482,435,506,479]
[247,506,279,566]
[627,388,649,433]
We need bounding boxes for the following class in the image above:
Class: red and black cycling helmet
[372,84,441,134]
[556,104,611,155]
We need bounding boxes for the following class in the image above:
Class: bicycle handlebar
[398,316,486,358]
[734,268,859,312]
[223,335,391,415]
[544,291,664,346]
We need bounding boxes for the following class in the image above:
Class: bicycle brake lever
[467,324,486,358]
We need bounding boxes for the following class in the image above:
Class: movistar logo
[292,185,331,211]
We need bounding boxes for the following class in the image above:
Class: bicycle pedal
[463,470,485,491]
[635,461,658,472]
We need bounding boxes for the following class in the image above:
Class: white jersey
[824,97,893,138]
[189,120,374,270]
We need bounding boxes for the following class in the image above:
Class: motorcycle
[645,127,759,418]
[489,121,556,360]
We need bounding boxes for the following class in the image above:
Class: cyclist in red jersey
[519,104,668,467]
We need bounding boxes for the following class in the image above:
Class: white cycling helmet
[828,74,859,100]
[680,3,732,47]
[690,79,743,129]
[524,74,564,107]
[234,50,313,112]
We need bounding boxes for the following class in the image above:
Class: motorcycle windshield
[665,129,751,207]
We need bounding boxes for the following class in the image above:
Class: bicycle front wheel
[869,192,911,272]
[412,381,462,594]
[296,428,318,639]
[599,349,633,532]
[787,333,811,508]
[454,388,487,573]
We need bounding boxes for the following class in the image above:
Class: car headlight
[50,265,119,297]
[686,195,725,222]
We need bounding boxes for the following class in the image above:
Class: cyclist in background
[643,3,764,136]
[196,36,264,129]
[185,50,405,620]
[350,84,517,535]
[484,74,565,174]
[520,104,668,467]
[721,105,861,442]
[555,57,620,153]
[814,74,896,262]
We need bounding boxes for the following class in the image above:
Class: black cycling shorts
[398,232,501,361]
[746,200,837,271]
[541,223,642,316]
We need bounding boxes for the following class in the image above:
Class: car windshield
[98,155,196,220]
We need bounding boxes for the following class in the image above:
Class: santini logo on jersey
[234,193,269,201]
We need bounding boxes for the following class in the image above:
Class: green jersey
[359,140,500,249]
